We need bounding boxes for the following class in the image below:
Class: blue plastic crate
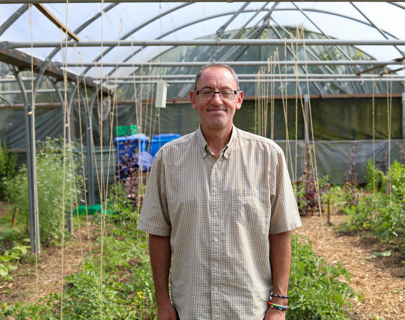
[114,134,149,165]
[149,133,181,157]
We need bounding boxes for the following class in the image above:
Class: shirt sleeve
[138,149,172,236]
[269,148,302,235]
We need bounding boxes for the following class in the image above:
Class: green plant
[3,137,84,244]
[289,235,355,319]
[0,140,18,200]
[0,240,30,280]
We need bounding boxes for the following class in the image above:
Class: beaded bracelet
[268,302,289,311]
[271,293,289,299]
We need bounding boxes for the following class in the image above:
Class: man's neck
[201,124,233,157]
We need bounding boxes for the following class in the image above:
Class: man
[138,64,301,320]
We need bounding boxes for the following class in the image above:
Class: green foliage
[1,184,355,319]
[1,183,155,320]
[0,141,18,200]
[3,137,84,243]
[365,158,385,192]
[341,193,405,249]
[0,240,30,280]
[289,235,355,320]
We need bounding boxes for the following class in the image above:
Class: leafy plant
[3,137,84,244]
[0,240,30,280]
[0,140,18,200]
[289,235,355,319]
[343,144,359,208]
[296,165,330,216]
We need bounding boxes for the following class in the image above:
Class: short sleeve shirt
[138,126,301,320]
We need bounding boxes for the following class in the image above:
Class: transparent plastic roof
[1,1,405,97]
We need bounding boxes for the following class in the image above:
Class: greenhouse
[0,1,404,319]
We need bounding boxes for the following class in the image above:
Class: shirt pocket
[231,189,269,228]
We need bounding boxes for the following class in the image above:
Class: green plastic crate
[73,204,113,216]
[115,125,137,137]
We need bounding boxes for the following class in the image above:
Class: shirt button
[213,187,218,192]
[213,262,218,267]
[213,212,217,217]
[213,237,218,242]
[213,286,218,292]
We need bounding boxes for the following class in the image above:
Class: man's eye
[221,91,232,97]
[201,91,212,95]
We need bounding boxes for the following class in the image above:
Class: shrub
[296,168,330,216]
[3,137,84,243]
[0,140,18,200]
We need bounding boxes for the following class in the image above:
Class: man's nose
[211,92,223,104]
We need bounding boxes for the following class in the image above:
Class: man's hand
[157,302,178,320]
[264,307,286,320]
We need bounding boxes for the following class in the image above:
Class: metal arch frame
[97,5,402,87]
[0,4,29,36]
[102,7,273,81]
[81,3,405,77]
[216,2,251,38]
[82,2,192,75]
[350,2,404,56]
[9,65,40,254]
[292,2,353,63]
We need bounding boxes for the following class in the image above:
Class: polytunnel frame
[1,1,405,253]
[0,3,115,253]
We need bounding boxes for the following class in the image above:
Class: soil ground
[0,202,98,305]
[1,203,405,319]
[295,212,405,320]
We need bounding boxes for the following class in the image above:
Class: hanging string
[79,53,94,263]
[299,25,335,309]
[68,41,84,262]
[372,74,375,194]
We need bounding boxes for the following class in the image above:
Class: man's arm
[149,234,177,320]
[264,230,291,320]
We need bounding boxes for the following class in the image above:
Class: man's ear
[190,90,198,110]
[236,90,244,110]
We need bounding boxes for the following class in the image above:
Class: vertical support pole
[66,86,78,233]
[83,92,97,206]
[304,94,309,169]
[11,66,40,254]
[402,93,405,164]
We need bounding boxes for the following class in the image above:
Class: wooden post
[327,198,331,225]
[385,179,392,195]
[11,205,18,227]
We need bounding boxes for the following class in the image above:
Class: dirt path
[295,213,405,320]
[0,220,98,305]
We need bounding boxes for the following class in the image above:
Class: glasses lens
[198,90,236,101]
[199,90,214,101]
[220,90,235,100]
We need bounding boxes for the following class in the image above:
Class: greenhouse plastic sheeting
[275,139,403,184]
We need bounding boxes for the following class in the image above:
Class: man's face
[190,67,243,133]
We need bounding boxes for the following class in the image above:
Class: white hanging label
[155,79,169,108]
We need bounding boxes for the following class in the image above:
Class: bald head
[194,64,239,90]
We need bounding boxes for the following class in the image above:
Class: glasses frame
[195,90,238,101]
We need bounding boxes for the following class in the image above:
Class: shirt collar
[197,124,237,159]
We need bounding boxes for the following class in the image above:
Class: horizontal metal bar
[0,0,386,3]
[64,60,405,68]
[3,39,405,50]
[101,74,405,80]
[108,78,404,84]
[0,88,66,95]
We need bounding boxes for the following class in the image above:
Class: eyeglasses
[195,89,238,101]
